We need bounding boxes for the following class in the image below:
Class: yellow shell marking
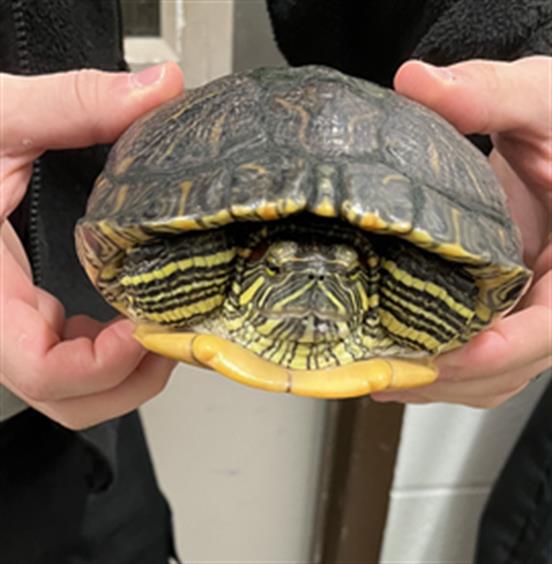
[97,220,136,251]
[283,197,307,215]
[112,184,129,214]
[164,217,202,231]
[314,197,337,217]
[240,162,270,175]
[114,156,135,176]
[428,142,441,176]
[177,181,193,216]
[201,209,233,229]
[209,113,227,153]
[465,160,487,201]
[451,207,463,248]
[359,212,389,231]
[382,174,408,186]
[257,202,283,221]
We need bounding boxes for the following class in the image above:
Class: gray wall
[233,0,285,72]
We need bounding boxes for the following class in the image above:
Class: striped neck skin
[117,216,479,370]
[220,221,380,369]
[227,235,375,346]
[221,219,479,369]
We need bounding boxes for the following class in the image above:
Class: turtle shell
[76,65,530,319]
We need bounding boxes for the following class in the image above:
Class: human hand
[373,56,552,408]
[1,64,184,428]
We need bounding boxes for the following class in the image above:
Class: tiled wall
[380,373,551,563]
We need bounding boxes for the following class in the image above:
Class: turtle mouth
[260,309,351,323]
[258,310,355,344]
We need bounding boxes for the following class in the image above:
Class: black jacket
[0,2,174,563]
[3,0,124,319]
[267,0,552,87]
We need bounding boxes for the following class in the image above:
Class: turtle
[75,65,531,398]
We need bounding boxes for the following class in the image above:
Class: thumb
[393,56,551,136]
[0,62,184,152]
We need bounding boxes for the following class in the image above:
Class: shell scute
[341,162,415,233]
[79,65,529,297]
[381,95,506,217]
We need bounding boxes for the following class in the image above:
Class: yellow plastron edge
[134,325,438,399]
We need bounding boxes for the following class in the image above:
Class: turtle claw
[133,324,438,398]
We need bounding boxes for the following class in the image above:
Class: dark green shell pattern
[77,65,531,319]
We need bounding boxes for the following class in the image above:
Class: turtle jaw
[257,310,356,345]
[133,324,438,398]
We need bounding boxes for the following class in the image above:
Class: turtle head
[233,237,371,345]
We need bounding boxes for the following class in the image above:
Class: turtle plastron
[134,324,437,398]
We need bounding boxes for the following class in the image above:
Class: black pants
[0,410,177,564]
[476,380,552,564]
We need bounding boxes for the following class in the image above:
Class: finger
[1,230,65,347]
[0,62,183,153]
[1,227,39,307]
[1,234,150,400]
[2,298,148,400]
[62,314,106,340]
[385,354,550,407]
[492,134,552,197]
[35,288,65,336]
[437,304,551,381]
[532,242,552,283]
[0,220,32,276]
[20,354,175,430]
[374,359,549,408]
[488,149,548,266]
[0,154,35,221]
[373,319,552,408]
[394,56,551,135]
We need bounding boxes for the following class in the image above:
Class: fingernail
[131,64,165,88]
[424,62,455,82]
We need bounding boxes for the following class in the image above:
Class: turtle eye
[265,258,282,276]
[346,264,361,277]
[264,240,297,275]
[334,245,360,272]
